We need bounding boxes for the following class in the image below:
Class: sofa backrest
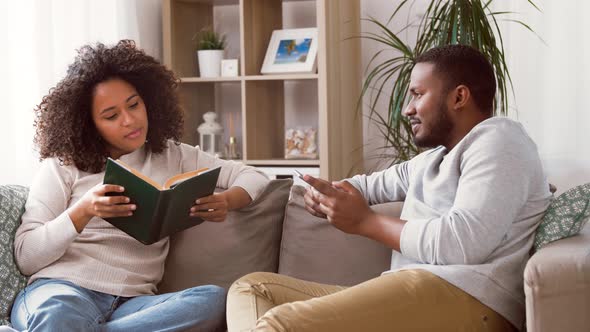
[277,185,401,286]
[159,179,292,292]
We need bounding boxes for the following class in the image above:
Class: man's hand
[302,175,376,236]
[190,193,229,222]
[303,178,329,218]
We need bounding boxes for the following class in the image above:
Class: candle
[229,113,234,137]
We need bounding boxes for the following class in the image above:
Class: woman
[11,40,269,331]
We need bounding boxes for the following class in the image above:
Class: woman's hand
[190,187,252,223]
[190,193,229,222]
[68,184,136,232]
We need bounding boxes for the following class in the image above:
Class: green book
[103,158,221,245]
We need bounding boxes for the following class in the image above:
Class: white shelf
[245,74,318,81]
[256,165,320,186]
[177,0,238,5]
[180,77,241,83]
[179,74,318,83]
[246,159,320,166]
[163,0,362,180]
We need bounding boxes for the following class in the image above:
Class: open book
[103,158,221,245]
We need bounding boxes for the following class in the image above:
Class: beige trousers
[226,269,517,332]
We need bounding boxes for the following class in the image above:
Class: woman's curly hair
[34,39,184,173]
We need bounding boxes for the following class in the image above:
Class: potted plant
[360,0,539,166]
[194,28,227,78]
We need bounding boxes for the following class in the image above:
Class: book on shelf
[103,158,221,245]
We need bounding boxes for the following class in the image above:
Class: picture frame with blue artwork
[261,28,318,75]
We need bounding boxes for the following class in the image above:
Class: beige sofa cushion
[278,185,401,286]
[525,222,590,332]
[159,179,292,291]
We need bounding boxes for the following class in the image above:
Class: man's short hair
[416,44,496,116]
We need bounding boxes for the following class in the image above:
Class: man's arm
[303,175,406,251]
[399,124,548,265]
[344,161,412,205]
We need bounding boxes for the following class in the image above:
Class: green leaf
[193,28,226,50]
[358,0,539,165]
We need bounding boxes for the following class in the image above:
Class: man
[226,45,552,332]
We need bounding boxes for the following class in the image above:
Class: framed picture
[261,28,318,75]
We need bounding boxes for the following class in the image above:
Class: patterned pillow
[533,183,590,252]
[0,185,29,326]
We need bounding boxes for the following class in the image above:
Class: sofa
[1,180,589,331]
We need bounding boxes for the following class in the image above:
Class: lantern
[197,111,224,157]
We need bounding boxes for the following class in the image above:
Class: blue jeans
[10,278,226,332]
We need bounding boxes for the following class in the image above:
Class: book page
[163,168,209,189]
[114,159,163,190]
[114,159,209,191]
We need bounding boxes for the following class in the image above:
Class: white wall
[360,0,590,194]
[500,0,590,194]
[0,1,40,187]
[2,0,589,194]
[360,0,427,171]
[0,0,162,186]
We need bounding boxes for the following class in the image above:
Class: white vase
[197,50,224,78]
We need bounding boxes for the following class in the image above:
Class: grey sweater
[15,141,269,296]
[347,117,551,329]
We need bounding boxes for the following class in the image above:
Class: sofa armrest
[524,223,590,332]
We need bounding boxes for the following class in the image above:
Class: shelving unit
[162,0,362,180]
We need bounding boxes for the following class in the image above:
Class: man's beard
[412,101,453,148]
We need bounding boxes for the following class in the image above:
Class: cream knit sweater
[14,141,269,296]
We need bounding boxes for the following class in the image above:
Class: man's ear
[452,85,470,110]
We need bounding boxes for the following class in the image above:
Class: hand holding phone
[295,171,338,197]
[293,170,304,179]
[293,170,322,197]
[296,171,327,218]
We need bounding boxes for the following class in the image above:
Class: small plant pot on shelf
[197,50,224,78]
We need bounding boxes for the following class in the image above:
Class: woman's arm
[14,159,80,275]
[220,186,252,210]
[67,183,136,232]
[179,144,270,222]
[14,159,135,275]
[189,145,270,202]
[190,186,252,222]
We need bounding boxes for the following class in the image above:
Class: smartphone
[293,171,320,193]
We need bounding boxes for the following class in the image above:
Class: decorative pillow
[0,185,29,326]
[158,179,292,291]
[534,183,590,252]
[278,185,400,286]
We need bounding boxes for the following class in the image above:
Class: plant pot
[197,50,224,78]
